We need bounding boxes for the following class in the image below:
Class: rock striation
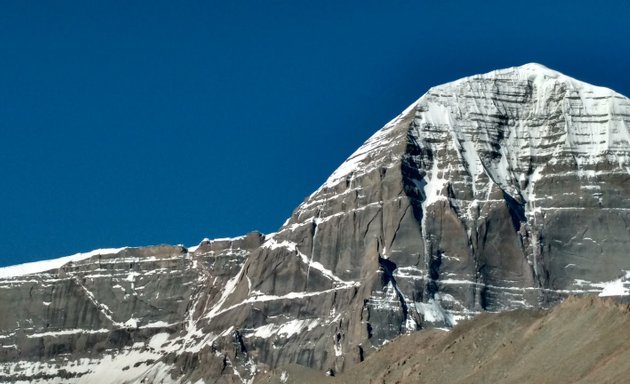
[0,64,629,383]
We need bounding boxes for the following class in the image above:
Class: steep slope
[0,64,629,383]
[260,296,630,384]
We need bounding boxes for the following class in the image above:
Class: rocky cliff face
[1,64,629,383]
[0,235,266,383]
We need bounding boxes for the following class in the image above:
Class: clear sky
[1,1,629,266]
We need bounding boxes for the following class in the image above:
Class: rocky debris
[0,64,629,383]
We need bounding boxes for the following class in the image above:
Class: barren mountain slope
[260,296,630,384]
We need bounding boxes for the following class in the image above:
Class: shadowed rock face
[1,64,629,383]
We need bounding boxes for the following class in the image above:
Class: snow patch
[598,279,629,297]
[249,319,319,339]
[123,318,141,328]
[27,328,110,338]
[148,332,170,350]
[141,321,175,329]
[415,297,455,326]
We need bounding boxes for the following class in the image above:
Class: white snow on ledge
[26,328,110,338]
[0,248,127,279]
[597,272,630,297]
[246,318,320,339]
[187,234,249,253]
[598,280,628,297]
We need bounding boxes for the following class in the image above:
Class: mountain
[0,63,629,383]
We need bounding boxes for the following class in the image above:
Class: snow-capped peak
[316,63,628,195]
[442,63,620,99]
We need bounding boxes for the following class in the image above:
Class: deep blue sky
[1,1,629,266]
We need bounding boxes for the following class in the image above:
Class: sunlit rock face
[1,64,629,383]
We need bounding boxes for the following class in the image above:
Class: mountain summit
[1,64,629,383]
